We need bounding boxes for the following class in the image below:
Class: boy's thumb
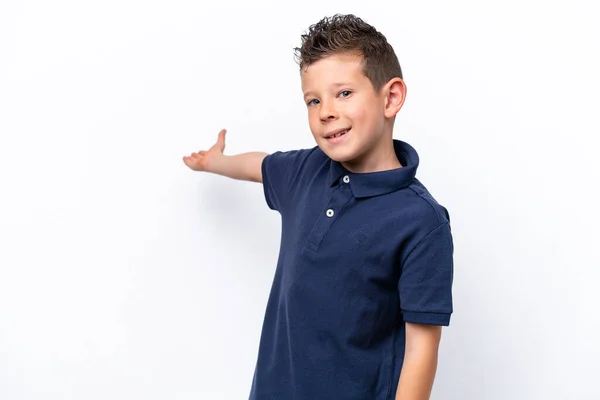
[217,129,226,151]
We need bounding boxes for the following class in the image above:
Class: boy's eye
[339,90,352,98]
[307,99,320,106]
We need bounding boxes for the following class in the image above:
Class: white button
[326,209,335,217]
[343,175,350,183]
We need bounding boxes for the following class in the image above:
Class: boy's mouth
[324,128,350,141]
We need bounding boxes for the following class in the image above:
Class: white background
[1,0,599,399]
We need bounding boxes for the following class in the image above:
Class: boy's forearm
[394,348,438,400]
[208,152,268,183]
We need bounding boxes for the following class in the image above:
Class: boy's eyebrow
[303,82,353,99]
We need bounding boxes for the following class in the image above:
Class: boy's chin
[319,146,357,163]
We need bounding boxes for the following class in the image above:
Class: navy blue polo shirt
[249,139,454,400]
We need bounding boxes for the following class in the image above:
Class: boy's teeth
[330,130,346,138]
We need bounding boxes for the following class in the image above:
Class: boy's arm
[394,323,442,400]
[183,129,268,183]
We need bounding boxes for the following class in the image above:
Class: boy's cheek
[307,118,322,137]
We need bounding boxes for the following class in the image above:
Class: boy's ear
[383,78,407,119]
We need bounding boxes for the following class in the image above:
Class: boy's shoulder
[358,176,451,251]
[406,178,451,226]
[268,144,326,164]
[263,144,328,181]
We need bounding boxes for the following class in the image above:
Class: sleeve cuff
[402,311,451,326]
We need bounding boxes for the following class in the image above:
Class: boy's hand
[182,129,227,172]
[182,129,267,182]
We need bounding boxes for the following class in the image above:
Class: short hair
[294,14,403,91]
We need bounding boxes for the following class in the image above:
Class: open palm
[183,129,226,172]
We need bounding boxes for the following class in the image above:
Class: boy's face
[301,52,399,172]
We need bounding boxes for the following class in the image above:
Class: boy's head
[295,14,406,172]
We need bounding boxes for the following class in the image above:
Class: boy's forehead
[301,53,366,92]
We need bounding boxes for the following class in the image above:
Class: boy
[183,14,453,400]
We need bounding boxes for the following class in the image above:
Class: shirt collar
[328,139,419,198]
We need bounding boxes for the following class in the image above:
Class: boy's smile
[301,52,406,173]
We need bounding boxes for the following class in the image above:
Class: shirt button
[326,209,335,217]
[343,175,350,183]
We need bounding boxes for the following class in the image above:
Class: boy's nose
[319,101,338,121]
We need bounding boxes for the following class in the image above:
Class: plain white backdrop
[1,0,599,399]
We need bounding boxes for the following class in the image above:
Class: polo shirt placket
[305,174,352,253]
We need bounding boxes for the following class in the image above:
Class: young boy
[183,14,453,400]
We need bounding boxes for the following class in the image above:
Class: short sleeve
[261,149,313,212]
[399,222,454,326]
